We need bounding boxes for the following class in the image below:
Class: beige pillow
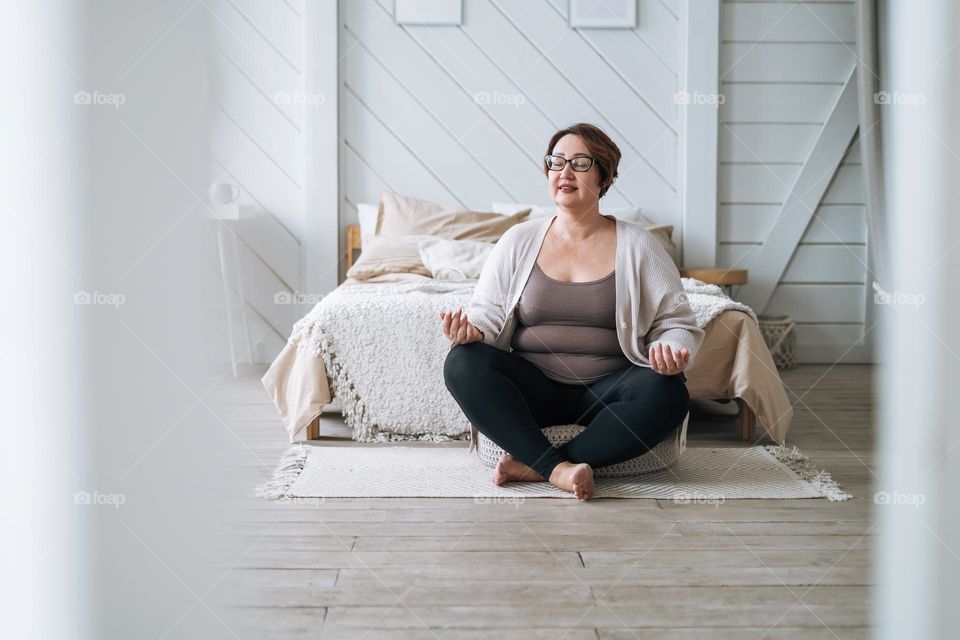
[641,225,679,265]
[345,234,432,280]
[377,191,531,241]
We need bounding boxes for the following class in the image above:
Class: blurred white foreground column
[1,1,88,637]
[2,1,222,637]
[876,1,960,637]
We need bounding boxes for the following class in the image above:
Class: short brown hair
[544,123,621,199]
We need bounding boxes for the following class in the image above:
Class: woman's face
[548,134,602,210]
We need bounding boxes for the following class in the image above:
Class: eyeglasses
[544,154,595,172]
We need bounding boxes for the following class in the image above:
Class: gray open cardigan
[466,212,705,370]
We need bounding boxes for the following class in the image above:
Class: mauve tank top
[510,261,631,385]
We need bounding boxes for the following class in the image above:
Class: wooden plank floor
[210,364,876,639]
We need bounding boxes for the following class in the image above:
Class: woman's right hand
[439,307,484,346]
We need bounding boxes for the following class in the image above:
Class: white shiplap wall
[718,0,871,363]
[338,0,684,281]
[206,0,308,363]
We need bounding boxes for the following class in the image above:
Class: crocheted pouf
[474,423,683,479]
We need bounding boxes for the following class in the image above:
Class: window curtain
[854,0,890,288]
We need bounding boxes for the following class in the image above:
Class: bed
[261,222,794,447]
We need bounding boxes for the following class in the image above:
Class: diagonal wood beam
[737,64,859,313]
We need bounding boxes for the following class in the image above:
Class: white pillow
[356,202,380,245]
[607,205,650,225]
[417,237,494,280]
[491,202,651,225]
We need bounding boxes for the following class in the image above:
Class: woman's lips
[559,186,577,192]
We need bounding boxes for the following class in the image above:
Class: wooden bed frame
[336,224,758,441]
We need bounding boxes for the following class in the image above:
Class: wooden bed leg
[307,416,320,440]
[736,398,757,441]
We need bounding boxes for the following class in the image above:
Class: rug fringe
[255,444,309,501]
[763,444,853,502]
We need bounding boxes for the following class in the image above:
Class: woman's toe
[571,464,594,500]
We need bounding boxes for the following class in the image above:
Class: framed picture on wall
[394,0,462,26]
[569,0,637,29]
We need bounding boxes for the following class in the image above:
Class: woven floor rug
[256,444,852,501]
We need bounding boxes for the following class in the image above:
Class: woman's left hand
[648,342,689,376]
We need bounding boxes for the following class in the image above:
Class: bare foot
[492,454,545,485]
[548,461,595,501]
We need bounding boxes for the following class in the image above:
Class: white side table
[209,214,253,378]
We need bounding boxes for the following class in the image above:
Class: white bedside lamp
[204,180,241,220]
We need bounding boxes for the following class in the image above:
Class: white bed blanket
[287,278,757,442]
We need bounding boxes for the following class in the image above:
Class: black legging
[443,341,690,480]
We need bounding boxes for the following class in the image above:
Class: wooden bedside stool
[679,267,748,297]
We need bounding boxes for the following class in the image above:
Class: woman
[440,123,704,501]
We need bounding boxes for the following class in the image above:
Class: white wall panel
[719,0,870,363]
